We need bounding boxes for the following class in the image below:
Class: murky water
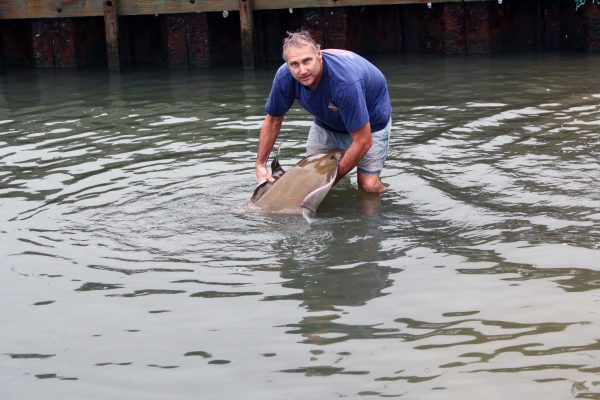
[1,53,599,400]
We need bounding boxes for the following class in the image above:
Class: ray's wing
[252,149,342,214]
[300,175,337,215]
[251,142,286,203]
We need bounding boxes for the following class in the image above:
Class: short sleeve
[265,66,295,117]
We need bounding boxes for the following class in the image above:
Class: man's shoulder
[322,50,365,90]
[322,49,358,58]
[274,63,292,79]
[271,63,296,90]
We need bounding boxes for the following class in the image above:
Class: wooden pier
[1,0,599,70]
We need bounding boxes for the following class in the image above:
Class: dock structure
[1,0,599,70]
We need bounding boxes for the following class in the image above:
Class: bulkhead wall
[1,0,599,69]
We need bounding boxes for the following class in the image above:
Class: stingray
[251,147,343,215]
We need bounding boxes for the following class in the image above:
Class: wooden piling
[303,8,359,50]
[443,3,466,54]
[166,14,189,68]
[466,2,491,54]
[239,0,255,68]
[103,0,120,70]
[187,13,211,67]
[31,19,54,68]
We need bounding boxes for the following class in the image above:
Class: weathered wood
[254,0,466,10]
[0,0,494,19]
[31,19,54,67]
[165,14,188,68]
[103,0,120,70]
[1,0,599,70]
[239,0,254,68]
[564,1,600,51]
[53,18,78,67]
[187,13,210,67]
[466,1,491,54]
[165,13,212,68]
[443,3,466,54]
[0,1,238,19]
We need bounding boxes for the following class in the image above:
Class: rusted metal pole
[103,0,120,70]
[239,0,255,68]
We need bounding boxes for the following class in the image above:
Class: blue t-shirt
[265,50,391,133]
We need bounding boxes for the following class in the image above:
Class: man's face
[284,44,323,90]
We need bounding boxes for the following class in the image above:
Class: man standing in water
[255,30,392,193]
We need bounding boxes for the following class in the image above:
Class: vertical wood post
[187,13,211,68]
[165,14,189,68]
[443,3,466,55]
[31,19,55,68]
[103,0,120,70]
[239,0,255,68]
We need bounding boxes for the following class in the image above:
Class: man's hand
[255,164,276,184]
[255,114,284,183]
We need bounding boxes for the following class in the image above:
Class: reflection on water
[1,54,600,399]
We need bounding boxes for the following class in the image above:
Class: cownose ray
[251,148,343,215]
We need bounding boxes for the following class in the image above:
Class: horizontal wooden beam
[0,0,495,19]
[254,0,468,11]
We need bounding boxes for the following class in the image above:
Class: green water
[1,53,599,399]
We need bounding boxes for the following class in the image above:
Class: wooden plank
[0,0,239,19]
[1,1,103,19]
[103,0,120,70]
[253,0,467,10]
[239,0,254,68]
[0,0,495,19]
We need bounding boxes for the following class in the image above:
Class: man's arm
[335,121,372,184]
[255,114,285,183]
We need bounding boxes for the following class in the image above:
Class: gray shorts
[306,119,391,175]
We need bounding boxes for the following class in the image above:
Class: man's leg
[356,119,391,193]
[357,173,385,193]
[306,122,349,155]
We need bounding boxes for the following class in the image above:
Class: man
[255,30,392,193]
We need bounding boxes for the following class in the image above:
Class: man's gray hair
[282,30,321,61]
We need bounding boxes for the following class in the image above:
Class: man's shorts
[306,118,391,175]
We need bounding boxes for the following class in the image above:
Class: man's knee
[357,173,385,193]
